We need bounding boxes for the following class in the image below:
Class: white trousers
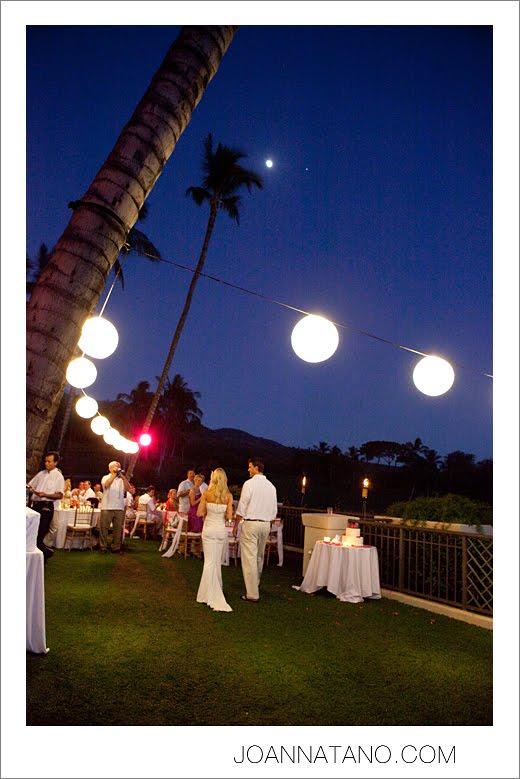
[239,520,271,600]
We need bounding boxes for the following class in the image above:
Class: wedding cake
[341,527,364,546]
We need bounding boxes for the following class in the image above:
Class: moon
[265,159,273,168]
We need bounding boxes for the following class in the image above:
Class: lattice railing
[278,507,493,616]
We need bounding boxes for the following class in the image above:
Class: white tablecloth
[296,541,381,603]
[50,508,101,549]
[26,506,40,550]
[26,509,48,653]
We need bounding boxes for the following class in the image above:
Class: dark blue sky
[27,24,493,460]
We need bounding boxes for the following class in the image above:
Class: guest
[188,474,204,533]
[164,488,179,513]
[80,480,96,504]
[177,468,195,515]
[138,485,163,536]
[233,457,278,603]
[163,488,179,530]
[27,450,65,561]
[198,470,209,494]
[99,461,132,553]
[93,483,103,500]
[196,468,234,612]
[125,484,137,521]
[63,479,72,499]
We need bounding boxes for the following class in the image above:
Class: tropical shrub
[386,494,492,530]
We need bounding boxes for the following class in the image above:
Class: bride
[196,468,234,612]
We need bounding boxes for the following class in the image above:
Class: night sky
[26,23,494,460]
[6,2,519,775]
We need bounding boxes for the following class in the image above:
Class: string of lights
[135,248,493,380]
[63,241,492,454]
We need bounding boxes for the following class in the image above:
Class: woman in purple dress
[187,474,204,532]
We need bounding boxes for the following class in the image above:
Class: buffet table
[26,508,48,653]
[49,508,101,549]
[296,541,381,603]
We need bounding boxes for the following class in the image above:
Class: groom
[233,457,278,602]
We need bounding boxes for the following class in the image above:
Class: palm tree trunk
[26,26,238,478]
[126,202,218,480]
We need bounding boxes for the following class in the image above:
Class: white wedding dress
[196,503,232,612]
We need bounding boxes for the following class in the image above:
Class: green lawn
[26,539,492,726]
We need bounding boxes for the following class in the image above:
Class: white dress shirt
[29,468,65,509]
[100,474,125,511]
[177,479,194,513]
[80,487,96,503]
[236,474,278,521]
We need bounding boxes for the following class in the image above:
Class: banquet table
[26,508,48,653]
[50,508,101,549]
[295,541,381,603]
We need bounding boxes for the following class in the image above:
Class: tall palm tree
[156,374,203,473]
[26,26,239,477]
[125,134,263,479]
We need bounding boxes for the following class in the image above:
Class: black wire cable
[132,248,493,380]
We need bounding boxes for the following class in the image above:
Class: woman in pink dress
[187,474,204,532]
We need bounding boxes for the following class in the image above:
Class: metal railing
[278,506,493,615]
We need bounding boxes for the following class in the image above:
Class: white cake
[342,527,364,546]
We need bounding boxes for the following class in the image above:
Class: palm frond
[127,227,162,260]
[186,186,211,206]
[220,195,241,223]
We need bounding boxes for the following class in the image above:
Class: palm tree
[26,243,51,296]
[26,26,239,477]
[125,133,263,479]
[156,374,203,473]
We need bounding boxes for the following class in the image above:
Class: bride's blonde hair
[210,467,229,503]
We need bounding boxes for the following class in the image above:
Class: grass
[26,538,493,726]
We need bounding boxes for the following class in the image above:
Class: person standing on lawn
[28,450,65,561]
[233,457,278,602]
[99,461,132,553]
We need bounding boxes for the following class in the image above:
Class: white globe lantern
[413,356,455,396]
[291,314,339,363]
[75,395,98,419]
[90,415,110,435]
[103,427,119,446]
[78,316,119,359]
[66,356,97,388]
[128,442,140,454]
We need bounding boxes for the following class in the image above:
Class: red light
[139,433,152,447]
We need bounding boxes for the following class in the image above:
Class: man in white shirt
[28,450,65,561]
[198,469,208,495]
[99,461,132,553]
[177,468,195,514]
[234,457,278,602]
[80,480,96,504]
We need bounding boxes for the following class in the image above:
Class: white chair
[64,506,96,551]
[159,511,180,551]
[227,522,241,566]
[177,515,202,558]
[264,519,283,566]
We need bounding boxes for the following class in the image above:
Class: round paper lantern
[66,357,97,388]
[128,442,140,454]
[103,427,119,446]
[291,315,339,363]
[139,433,152,447]
[78,316,119,359]
[413,356,455,396]
[75,395,98,419]
[90,415,110,435]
